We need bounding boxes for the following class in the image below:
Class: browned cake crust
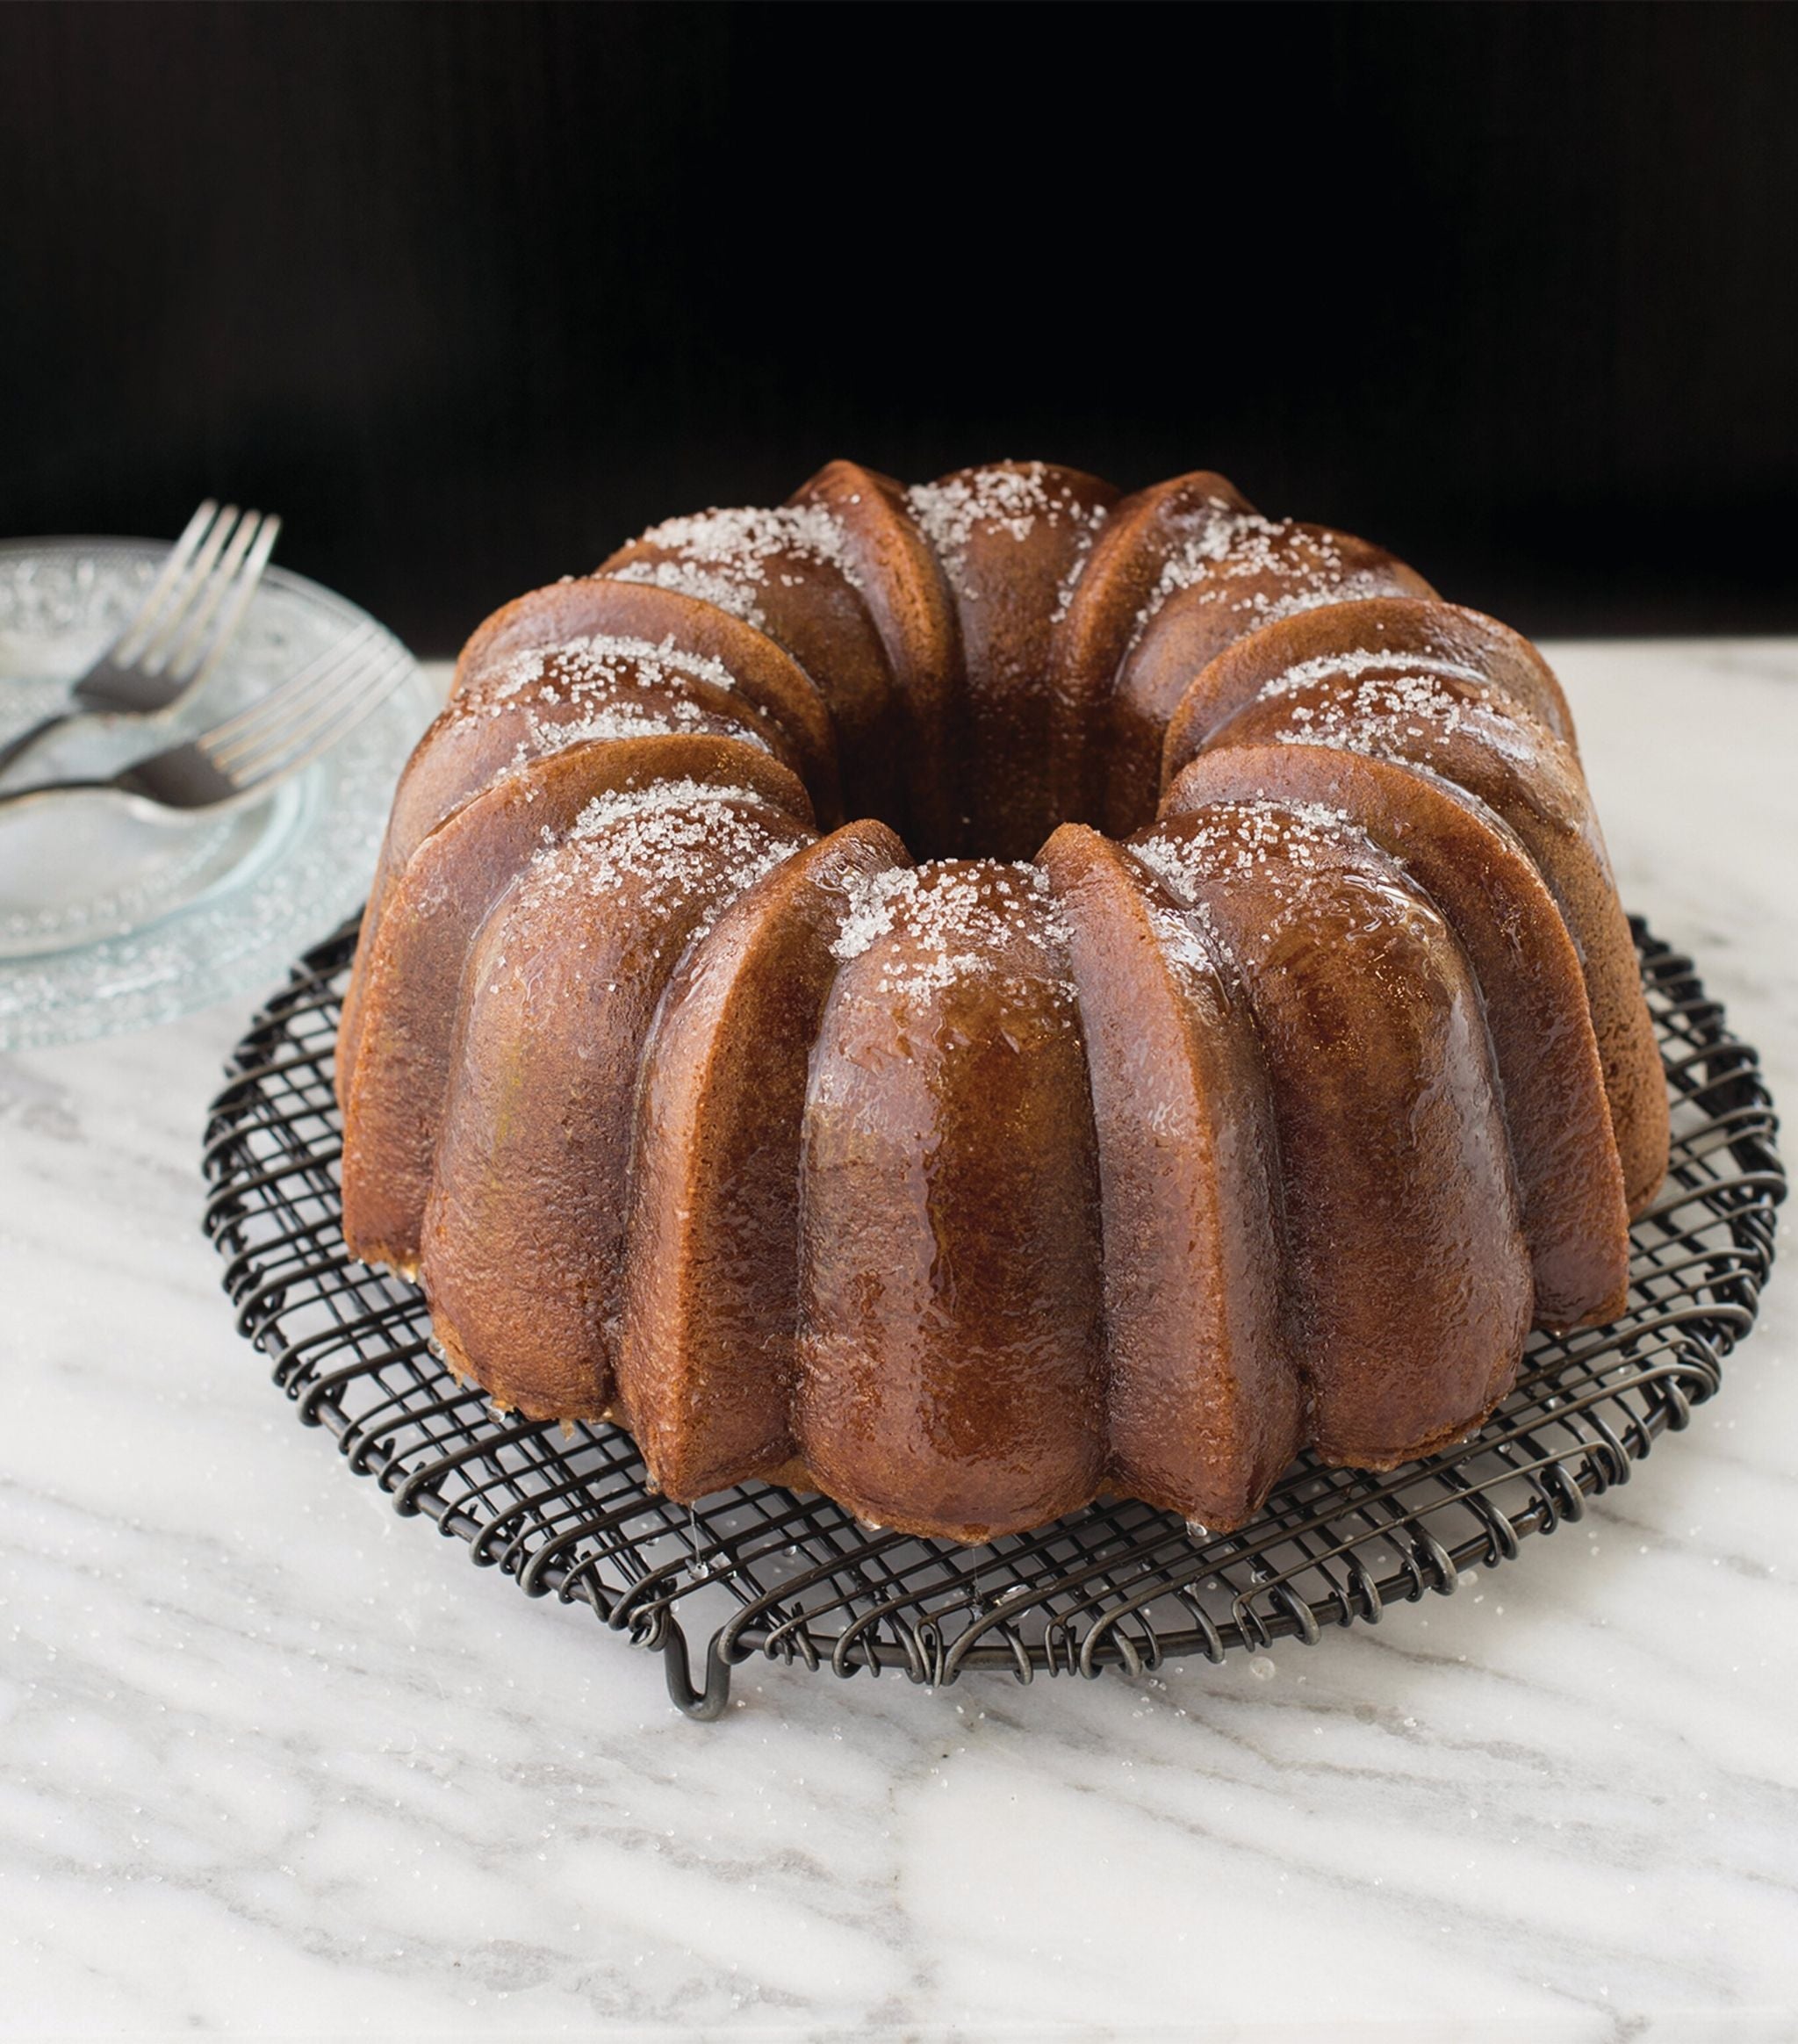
[454,577,842,817]
[340,735,812,1272]
[617,819,911,1498]
[1162,745,1630,1329]
[1046,471,1253,831]
[903,462,1118,860]
[1129,802,1535,1468]
[1039,824,1301,1529]
[794,862,1106,1540]
[1162,601,1668,1214]
[422,786,813,1417]
[1106,521,1435,837]
[789,463,961,858]
[598,504,901,828]
[338,462,1665,1544]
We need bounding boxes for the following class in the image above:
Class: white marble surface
[1,643,1794,2043]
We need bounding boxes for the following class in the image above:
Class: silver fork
[0,500,283,778]
[0,621,414,816]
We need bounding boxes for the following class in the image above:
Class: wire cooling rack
[202,917,1783,1718]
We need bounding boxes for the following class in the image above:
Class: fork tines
[202,623,415,793]
[112,501,284,687]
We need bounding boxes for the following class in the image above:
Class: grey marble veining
[1,643,1794,2042]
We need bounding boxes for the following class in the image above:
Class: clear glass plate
[0,538,437,1050]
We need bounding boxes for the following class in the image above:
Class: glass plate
[0,538,437,1050]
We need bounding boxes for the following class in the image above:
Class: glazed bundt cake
[337,461,1665,1544]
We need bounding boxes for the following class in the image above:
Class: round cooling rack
[202,918,1784,1719]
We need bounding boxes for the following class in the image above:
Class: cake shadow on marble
[334,461,1667,1545]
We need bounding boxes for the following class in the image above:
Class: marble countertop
[2,642,1794,2043]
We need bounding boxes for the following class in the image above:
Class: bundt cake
[337,461,1665,1544]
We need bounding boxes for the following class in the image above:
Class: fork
[0,621,414,816]
[0,500,283,778]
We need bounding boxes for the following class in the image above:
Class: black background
[2,1,1794,655]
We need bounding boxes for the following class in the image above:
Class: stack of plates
[0,538,435,1049]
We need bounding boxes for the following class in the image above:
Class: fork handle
[0,774,117,813]
[0,710,73,780]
